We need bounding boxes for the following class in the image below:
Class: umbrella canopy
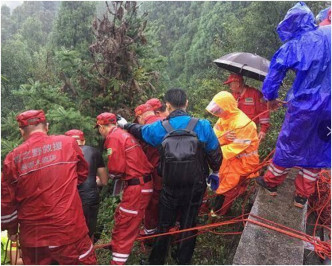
[214,52,270,82]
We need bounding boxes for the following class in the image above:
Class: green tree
[20,16,47,49]
[1,80,97,160]
[1,5,14,43]
[1,36,33,115]
[51,2,96,55]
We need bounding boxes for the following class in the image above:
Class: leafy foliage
[89,1,158,118]
[51,2,96,55]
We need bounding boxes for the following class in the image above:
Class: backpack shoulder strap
[162,120,174,133]
[186,118,199,131]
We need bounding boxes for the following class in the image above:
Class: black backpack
[160,118,205,188]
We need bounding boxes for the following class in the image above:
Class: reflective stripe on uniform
[1,210,17,220]
[302,174,316,181]
[302,169,319,177]
[259,118,270,124]
[112,252,129,263]
[236,150,258,159]
[233,139,251,145]
[268,164,289,176]
[78,243,93,260]
[269,164,284,174]
[144,228,157,235]
[113,257,127,262]
[1,211,18,224]
[300,169,318,181]
[119,206,138,215]
[141,189,153,193]
[113,252,129,258]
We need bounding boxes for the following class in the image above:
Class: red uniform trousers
[143,169,162,235]
[218,177,248,215]
[263,162,321,198]
[21,234,96,265]
[111,180,153,265]
[143,189,161,235]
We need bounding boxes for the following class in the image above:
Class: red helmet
[95,112,117,128]
[146,98,163,111]
[65,129,85,141]
[135,104,153,117]
[223,74,244,85]
[16,110,46,128]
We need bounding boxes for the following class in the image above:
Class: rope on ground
[94,210,331,259]
[94,168,331,260]
[93,214,248,250]
[307,169,331,258]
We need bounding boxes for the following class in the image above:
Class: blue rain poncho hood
[277,2,317,42]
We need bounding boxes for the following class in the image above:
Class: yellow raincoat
[206,91,259,194]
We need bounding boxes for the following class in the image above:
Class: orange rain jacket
[206,91,259,194]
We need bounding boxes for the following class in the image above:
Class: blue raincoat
[316,6,330,23]
[262,2,331,168]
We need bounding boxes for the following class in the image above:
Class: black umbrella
[214,52,270,82]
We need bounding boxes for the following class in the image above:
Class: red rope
[93,214,248,250]
[94,212,331,259]
[307,170,331,259]
[246,216,331,260]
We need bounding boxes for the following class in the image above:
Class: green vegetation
[1,1,328,264]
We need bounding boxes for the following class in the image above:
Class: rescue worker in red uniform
[95,112,153,265]
[224,73,270,141]
[1,110,97,265]
[146,98,169,118]
[134,104,163,236]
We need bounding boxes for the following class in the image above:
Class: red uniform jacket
[1,132,89,247]
[142,115,163,190]
[105,127,153,180]
[232,86,270,134]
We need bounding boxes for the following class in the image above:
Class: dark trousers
[82,202,99,238]
[149,186,205,265]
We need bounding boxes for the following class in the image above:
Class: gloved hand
[258,131,266,142]
[207,172,219,191]
[225,131,236,142]
[116,115,128,129]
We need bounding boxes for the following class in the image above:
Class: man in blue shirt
[119,88,222,264]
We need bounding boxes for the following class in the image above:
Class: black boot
[256,176,278,196]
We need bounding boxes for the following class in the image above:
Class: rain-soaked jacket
[206,91,259,194]
[1,132,89,247]
[262,2,331,168]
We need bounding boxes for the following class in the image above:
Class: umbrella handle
[239,64,247,75]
